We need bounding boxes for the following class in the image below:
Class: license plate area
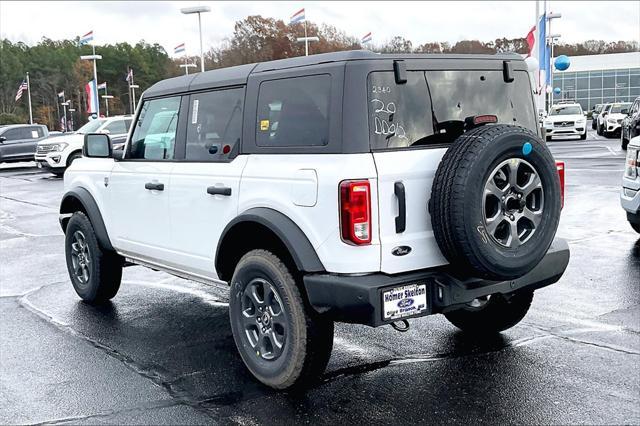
[382,283,428,321]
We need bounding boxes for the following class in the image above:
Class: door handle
[207,186,232,196]
[394,181,406,233]
[144,182,164,191]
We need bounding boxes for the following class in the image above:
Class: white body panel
[239,154,381,274]
[108,161,175,263]
[373,150,448,274]
[169,157,248,279]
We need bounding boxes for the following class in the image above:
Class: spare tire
[429,124,561,280]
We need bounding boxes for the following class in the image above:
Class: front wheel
[65,212,123,302]
[444,290,534,334]
[229,249,334,389]
[580,131,587,140]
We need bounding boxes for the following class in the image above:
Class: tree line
[2,14,637,128]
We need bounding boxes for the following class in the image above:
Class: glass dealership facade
[553,67,640,111]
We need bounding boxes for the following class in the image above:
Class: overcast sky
[1,1,638,56]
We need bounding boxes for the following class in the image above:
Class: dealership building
[552,51,640,111]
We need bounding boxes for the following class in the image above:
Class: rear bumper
[304,238,570,327]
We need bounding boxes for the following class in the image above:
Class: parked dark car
[591,104,603,129]
[621,96,640,150]
[0,124,49,163]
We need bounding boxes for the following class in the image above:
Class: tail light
[339,180,371,245]
[556,161,565,209]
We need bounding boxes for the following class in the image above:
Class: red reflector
[222,145,231,154]
[473,114,498,125]
[556,161,565,209]
[339,180,371,245]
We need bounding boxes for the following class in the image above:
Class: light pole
[181,6,211,72]
[102,95,113,117]
[60,101,69,132]
[546,12,562,111]
[80,48,102,116]
[180,63,197,75]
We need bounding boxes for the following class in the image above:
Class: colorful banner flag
[174,43,186,54]
[15,80,28,102]
[361,32,372,44]
[79,30,94,45]
[97,82,107,90]
[537,13,551,88]
[525,26,536,58]
[289,8,305,24]
[85,79,98,114]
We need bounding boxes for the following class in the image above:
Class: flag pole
[304,19,308,56]
[26,72,33,124]
[104,83,110,117]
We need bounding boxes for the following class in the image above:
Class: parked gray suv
[0,124,49,163]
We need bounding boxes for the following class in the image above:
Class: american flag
[15,80,28,102]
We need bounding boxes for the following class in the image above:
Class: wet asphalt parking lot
[1,126,638,425]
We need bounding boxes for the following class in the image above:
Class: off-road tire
[445,290,534,334]
[65,212,123,302]
[429,124,561,280]
[229,249,334,389]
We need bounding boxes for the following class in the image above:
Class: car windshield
[610,103,631,114]
[76,119,106,134]
[550,106,582,116]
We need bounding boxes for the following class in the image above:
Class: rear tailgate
[367,64,538,274]
[374,149,448,273]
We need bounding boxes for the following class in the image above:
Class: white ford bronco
[60,51,570,389]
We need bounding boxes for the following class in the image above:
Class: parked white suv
[597,102,631,138]
[35,115,131,176]
[60,52,570,389]
[543,102,587,141]
[622,136,640,233]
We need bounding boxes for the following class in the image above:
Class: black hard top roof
[143,50,524,98]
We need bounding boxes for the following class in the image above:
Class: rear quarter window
[256,74,330,147]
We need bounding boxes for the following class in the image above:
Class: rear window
[368,69,536,150]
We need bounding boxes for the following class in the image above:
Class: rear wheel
[444,290,534,334]
[65,212,123,302]
[229,249,333,389]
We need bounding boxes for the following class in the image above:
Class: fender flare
[59,187,114,251]
[216,208,325,277]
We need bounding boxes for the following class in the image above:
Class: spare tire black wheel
[429,124,561,280]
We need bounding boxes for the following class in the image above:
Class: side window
[256,75,330,147]
[104,120,127,135]
[125,119,132,130]
[2,128,23,141]
[186,87,244,161]
[128,97,180,160]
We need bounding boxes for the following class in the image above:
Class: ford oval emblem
[398,298,414,308]
[392,246,412,256]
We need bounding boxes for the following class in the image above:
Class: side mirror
[83,133,112,158]
[0,136,5,143]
